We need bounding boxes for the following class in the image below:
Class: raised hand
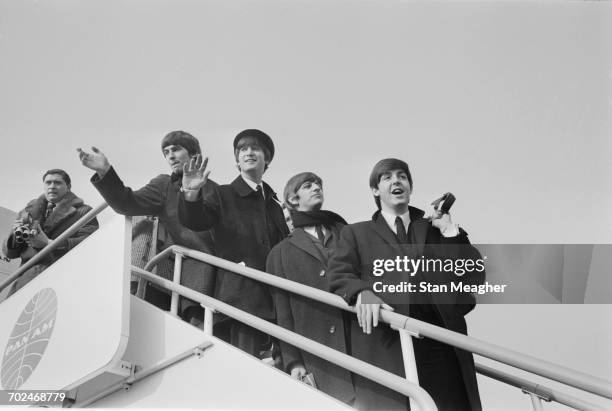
[182,154,210,192]
[431,210,459,237]
[77,147,111,176]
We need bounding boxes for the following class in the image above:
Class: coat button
[329,326,336,334]
[319,270,325,277]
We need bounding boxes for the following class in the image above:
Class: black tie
[315,225,325,243]
[256,184,264,199]
[395,216,409,244]
[45,202,56,219]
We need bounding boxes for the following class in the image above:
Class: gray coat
[266,223,355,404]
[91,167,217,299]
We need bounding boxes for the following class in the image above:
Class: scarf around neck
[290,209,347,228]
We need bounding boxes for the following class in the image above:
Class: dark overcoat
[329,207,484,411]
[266,223,355,404]
[178,176,290,321]
[91,167,217,298]
[2,192,99,294]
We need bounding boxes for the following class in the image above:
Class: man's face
[44,174,69,203]
[163,145,192,174]
[372,168,411,210]
[294,180,324,211]
[237,139,266,176]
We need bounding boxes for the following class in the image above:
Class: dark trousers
[214,319,274,359]
[413,337,471,411]
[411,305,471,411]
[136,282,204,323]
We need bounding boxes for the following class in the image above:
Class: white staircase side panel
[91,296,351,409]
[0,215,131,391]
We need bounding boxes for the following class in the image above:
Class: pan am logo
[1,288,58,389]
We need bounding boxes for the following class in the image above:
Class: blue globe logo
[1,288,58,389]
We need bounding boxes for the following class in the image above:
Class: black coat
[266,223,355,404]
[2,192,99,294]
[329,207,484,411]
[178,176,290,321]
[91,167,216,296]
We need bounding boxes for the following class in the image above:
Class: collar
[380,209,411,235]
[241,175,264,199]
[241,175,262,192]
[303,225,328,239]
[231,175,275,200]
[25,192,83,229]
[372,206,425,232]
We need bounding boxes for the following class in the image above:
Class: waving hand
[77,147,111,176]
[182,154,211,193]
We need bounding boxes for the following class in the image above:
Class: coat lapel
[230,176,281,201]
[289,228,324,263]
[24,195,46,222]
[370,207,428,256]
[230,175,254,197]
[370,212,403,255]
[43,192,81,232]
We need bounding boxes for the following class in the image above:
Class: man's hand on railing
[355,290,394,335]
[290,364,307,380]
[182,154,211,201]
[77,147,111,177]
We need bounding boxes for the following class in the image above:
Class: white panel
[122,296,213,368]
[93,297,350,409]
[0,215,130,390]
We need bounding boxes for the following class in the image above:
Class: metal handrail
[2,207,606,410]
[143,244,176,272]
[147,245,612,404]
[130,266,438,411]
[475,362,608,411]
[0,202,108,293]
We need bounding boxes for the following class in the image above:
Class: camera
[14,224,37,244]
[431,192,456,215]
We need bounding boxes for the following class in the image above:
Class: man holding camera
[1,169,99,295]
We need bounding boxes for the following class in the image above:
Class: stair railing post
[170,252,183,316]
[203,306,214,336]
[393,324,422,411]
[528,392,545,411]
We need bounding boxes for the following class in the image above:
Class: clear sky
[0,1,611,408]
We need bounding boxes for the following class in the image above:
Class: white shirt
[241,175,265,199]
[380,208,460,237]
[380,209,411,235]
[303,225,328,240]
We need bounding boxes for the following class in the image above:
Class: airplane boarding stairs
[0,208,611,410]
